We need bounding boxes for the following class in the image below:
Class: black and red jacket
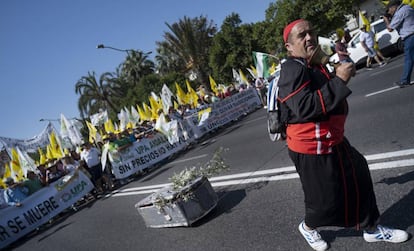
[277,58,352,154]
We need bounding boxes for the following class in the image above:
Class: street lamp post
[96,44,152,56]
[39,117,79,123]
[97,44,132,55]
[39,118,60,122]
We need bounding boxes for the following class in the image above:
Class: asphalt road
[8,55,414,251]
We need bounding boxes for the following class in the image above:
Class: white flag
[155,113,179,145]
[232,68,241,84]
[117,108,128,131]
[253,51,270,78]
[130,105,140,126]
[161,84,174,113]
[16,147,37,176]
[60,114,83,147]
[90,110,108,126]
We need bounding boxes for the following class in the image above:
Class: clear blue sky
[0,0,274,140]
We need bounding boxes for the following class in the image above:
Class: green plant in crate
[170,147,229,191]
[153,147,229,209]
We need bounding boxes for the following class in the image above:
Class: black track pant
[289,138,380,229]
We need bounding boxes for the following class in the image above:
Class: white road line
[107,166,296,195]
[365,86,399,97]
[108,148,414,197]
[365,148,414,161]
[108,157,414,198]
[369,159,414,170]
[209,166,296,181]
[110,189,160,197]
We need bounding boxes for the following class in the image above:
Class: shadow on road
[377,169,414,185]
[380,189,414,231]
[376,169,414,230]
[320,170,414,243]
[192,189,247,227]
[320,228,362,243]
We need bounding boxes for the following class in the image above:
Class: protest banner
[0,169,94,249]
[0,123,55,153]
[185,88,262,137]
[108,133,187,179]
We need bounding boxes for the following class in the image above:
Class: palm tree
[155,43,185,76]
[157,15,217,90]
[75,71,122,118]
[122,50,155,86]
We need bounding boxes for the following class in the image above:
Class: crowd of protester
[1,79,267,212]
[0,78,268,251]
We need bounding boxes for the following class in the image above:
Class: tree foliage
[75,71,122,119]
[156,15,217,89]
[262,0,359,57]
[121,50,155,88]
[209,13,258,85]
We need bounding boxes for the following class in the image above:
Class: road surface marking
[365,86,399,97]
[107,148,414,198]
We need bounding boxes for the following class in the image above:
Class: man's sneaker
[298,221,329,251]
[363,225,409,243]
[394,81,411,88]
[379,62,387,67]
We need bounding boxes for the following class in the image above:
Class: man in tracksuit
[277,19,409,251]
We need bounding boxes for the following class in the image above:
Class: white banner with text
[0,169,94,249]
[109,134,187,179]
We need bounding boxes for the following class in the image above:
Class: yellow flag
[149,95,161,114]
[381,0,413,8]
[3,162,11,179]
[49,132,63,159]
[11,148,24,181]
[403,0,414,7]
[250,65,258,77]
[239,69,249,85]
[173,100,179,110]
[142,103,154,120]
[141,102,156,120]
[86,120,97,143]
[209,76,219,96]
[46,145,54,162]
[38,147,46,165]
[147,97,159,120]
[269,63,277,76]
[359,11,371,31]
[104,119,115,134]
[186,80,199,108]
[175,82,187,105]
[137,104,149,122]
[99,129,105,139]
